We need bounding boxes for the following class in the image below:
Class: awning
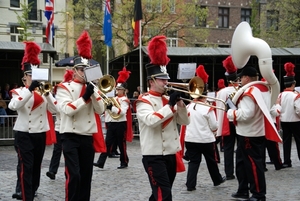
[0,41,56,54]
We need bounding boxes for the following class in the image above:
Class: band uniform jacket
[278,89,300,122]
[56,81,105,136]
[135,91,190,156]
[216,86,236,137]
[9,87,57,133]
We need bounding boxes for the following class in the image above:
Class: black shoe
[114,151,120,155]
[231,192,249,199]
[242,197,266,201]
[183,155,190,161]
[34,191,37,197]
[214,176,226,186]
[12,192,22,200]
[187,187,196,191]
[46,171,56,180]
[275,165,283,170]
[108,154,119,158]
[264,168,268,172]
[226,175,235,180]
[282,163,292,168]
[117,164,128,169]
[93,163,104,168]
[265,161,274,165]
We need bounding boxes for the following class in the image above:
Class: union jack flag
[45,0,54,45]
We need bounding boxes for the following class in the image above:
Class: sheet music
[177,63,197,80]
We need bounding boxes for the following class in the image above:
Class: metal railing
[0,114,140,144]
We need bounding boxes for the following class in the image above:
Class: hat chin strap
[151,76,166,94]
[74,68,87,83]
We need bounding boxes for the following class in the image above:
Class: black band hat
[21,42,41,74]
[283,62,296,85]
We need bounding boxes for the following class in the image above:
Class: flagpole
[106,46,109,74]
[138,20,143,93]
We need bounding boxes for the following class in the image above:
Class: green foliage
[14,0,33,41]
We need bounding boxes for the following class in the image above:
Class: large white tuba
[231,21,280,105]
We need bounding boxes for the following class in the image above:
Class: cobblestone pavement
[0,137,299,201]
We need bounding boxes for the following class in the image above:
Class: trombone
[165,76,227,111]
[89,75,122,120]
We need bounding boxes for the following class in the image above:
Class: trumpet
[39,82,53,94]
[89,75,122,120]
[165,76,227,111]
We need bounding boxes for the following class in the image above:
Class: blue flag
[103,0,112,47]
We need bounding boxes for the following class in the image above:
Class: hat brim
[148,74,170,80]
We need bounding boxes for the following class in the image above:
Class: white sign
[84,64,103,82]
[32,68,49,81]
[177,63,197,80]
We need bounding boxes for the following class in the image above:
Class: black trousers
[14,131,21,193]
[49,131,62,174]
[236,135,266,199]
[281,121,300,165]
[223,122,237,177]
[262,138,282,169]
[96,122,129,167]
[62,133,94,201]
[16,131,46,201]
[185,141,223,188]
[142,155,176,201]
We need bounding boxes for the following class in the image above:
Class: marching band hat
[283,62,296,85]
[196,64,209,95]
[237,66,258,78]
[21,41,41,74]
[74,31,92,68]
[222,55,237,81]
[116,66,131,90]
[146,35,170,80]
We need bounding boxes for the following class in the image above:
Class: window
[195,5,207,27]
[10,0,20,8]
[267,10,279,31]
[146,0,162,12]
[170,0,175,13]
[218,7,229,28]
[241,8,251,23]
[28,0,38,21]
[166,30,178,47]
[10,26,23,42]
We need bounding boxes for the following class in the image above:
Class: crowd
[4,31,300,201]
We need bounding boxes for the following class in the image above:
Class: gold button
[40,121,42,123]
[154,104,157,106]
[88,121,91,123]
[28,107,30,109]
[163,140,165,142]
[29,128,31,130]
[175,138,177,140]
[72,90,74,92]
[29,113,31,115]
[73,127,75,129]
[40,114,42,116]
[29,121,31,123]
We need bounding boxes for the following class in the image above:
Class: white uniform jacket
[105,95,129,122]
[56,81,105,136]
[185,101,218,143]
[135,91,190,156]
[278,89,300,122]
[216,86,236,137]
[9,87,57,133]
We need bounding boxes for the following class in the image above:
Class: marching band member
[55,31,105,201]
[134,35,190,201]
[94,66,133,169]
[9,41,57,201]
[227,66,281,201]
[183,65,226,191]
[278,62,300,168]
[216,55,238,180]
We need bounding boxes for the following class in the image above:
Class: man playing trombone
[55,31,105,201]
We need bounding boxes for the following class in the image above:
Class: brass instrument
[228,80,241,100]
[89,75,122,120]
[40,82,53,94]
[165,76,227,111]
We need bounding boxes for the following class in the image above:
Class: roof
[111,47,300,62]
[0,41,57,53]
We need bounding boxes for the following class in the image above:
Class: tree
[14,0,34,42]
[259,0,300,47]
[67,0,208,57]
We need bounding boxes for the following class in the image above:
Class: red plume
[284,62,295,76]
[76,31,92,59]
[196,65,209,83]
[223,55,237,74]
[148,35,170,66]
[117,66,131,83]
[218,79,226,89]
[21,41,41,70]
[63,69,74,82]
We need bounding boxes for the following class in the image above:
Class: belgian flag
[133,0,143,47]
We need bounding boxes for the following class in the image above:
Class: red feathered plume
[117,66,131,84]
[218,79,226,89]
[63,69,74,82]
[148,35,170,66]
[223,55,237,74]
[76,31,92,59]
[21,41,41,70]
[284,62,295,76]
[196,65,209,83]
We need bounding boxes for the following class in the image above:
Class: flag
[103,0,112,47]
[133,0,143,47]
[45,0,55,45]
